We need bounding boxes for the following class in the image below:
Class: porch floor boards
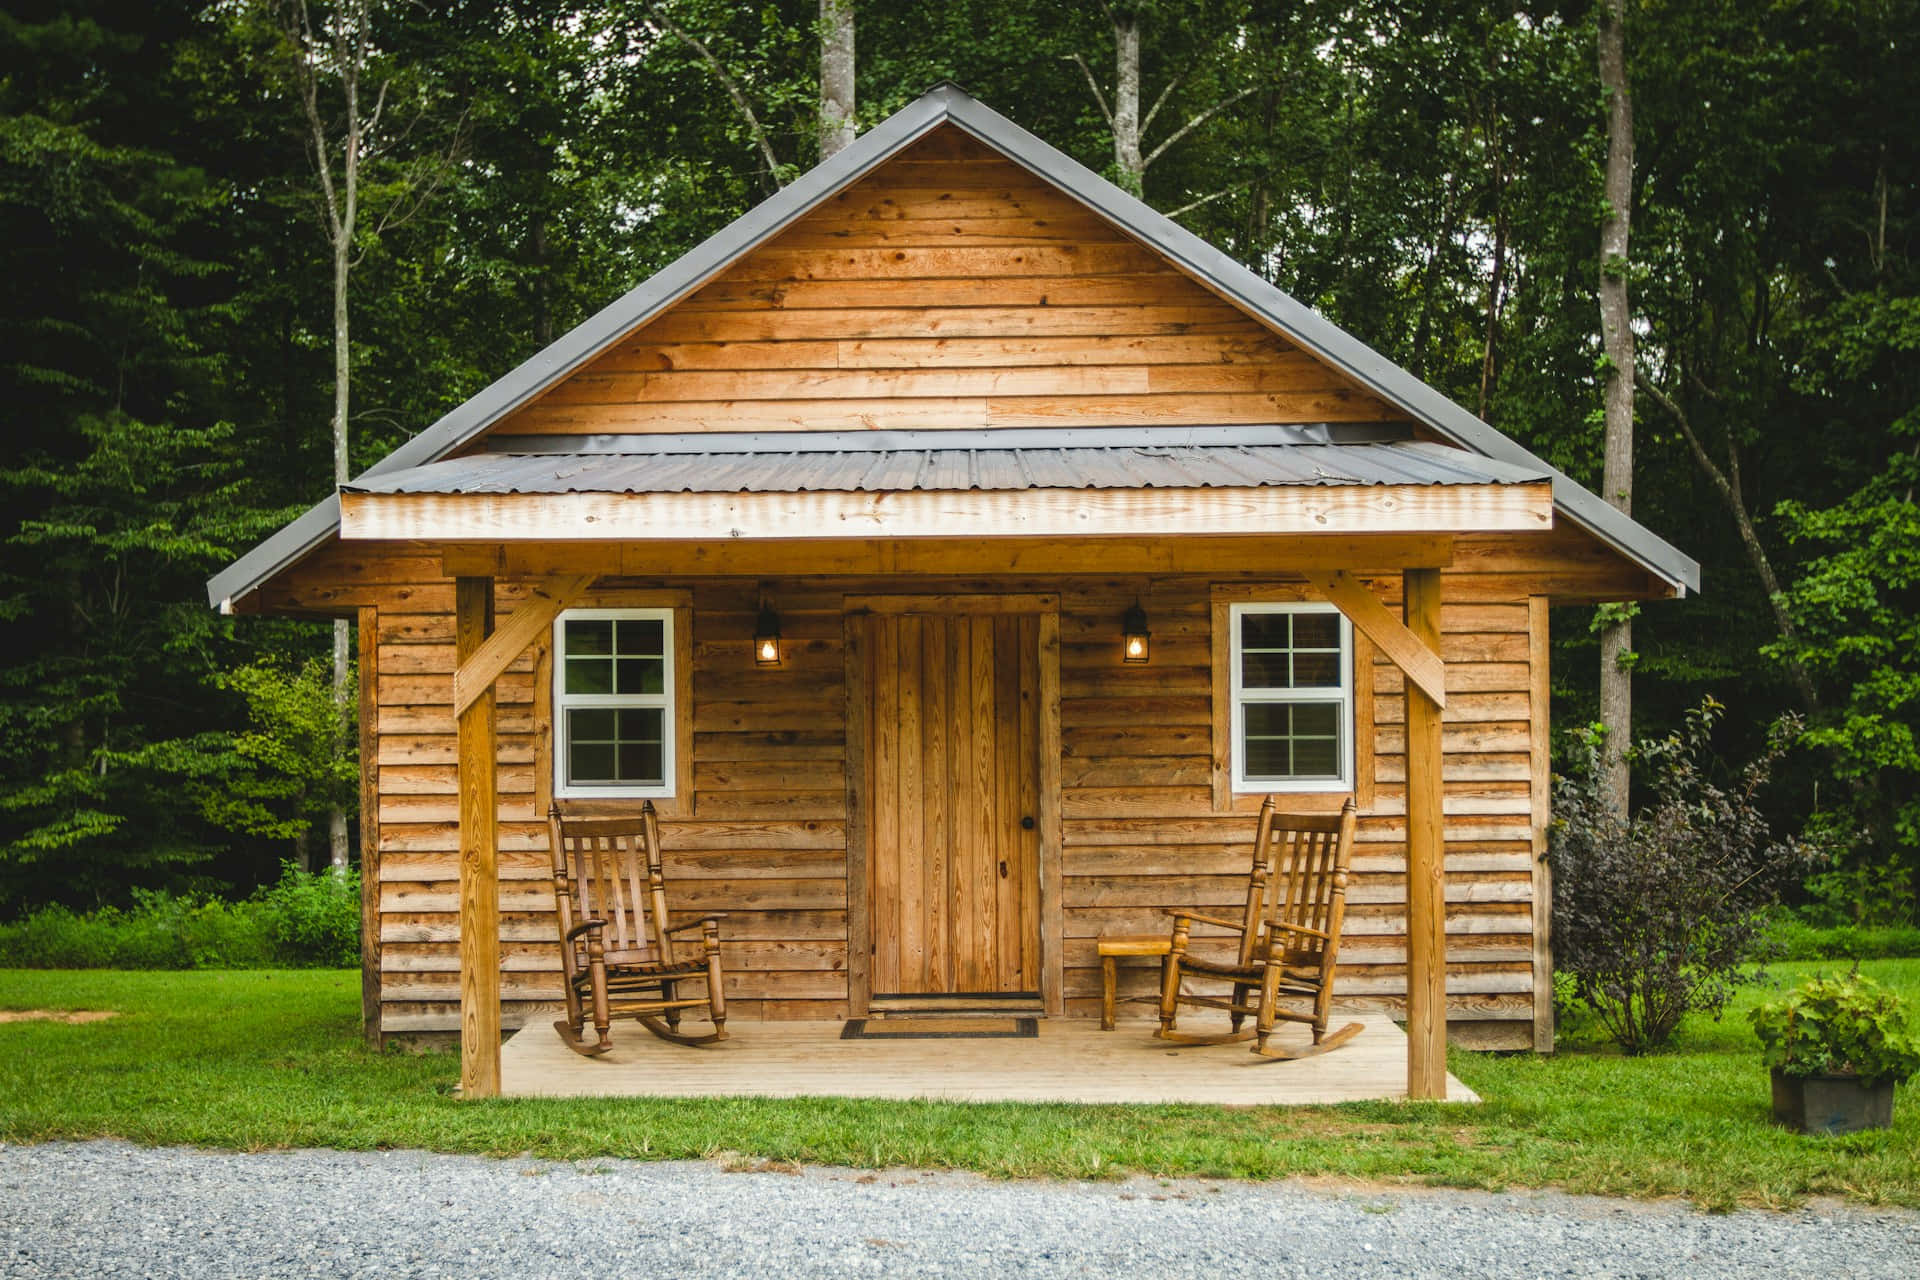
[497,1011,1480,1105]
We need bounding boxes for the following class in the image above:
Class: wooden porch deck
[498,1013,1481,1105]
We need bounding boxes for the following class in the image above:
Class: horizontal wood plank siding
[482,128,1405,439]
[271,544,1558,1043]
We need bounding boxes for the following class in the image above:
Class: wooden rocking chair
[1157,796,1362,1060]
[546,802,728,1056]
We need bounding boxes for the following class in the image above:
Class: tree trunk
[1596,0,1635,814]
[1111,10,1143,192]
[818,0,855,161]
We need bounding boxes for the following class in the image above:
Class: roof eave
[207,81,1698,606]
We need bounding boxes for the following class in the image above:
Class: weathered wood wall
[262,540,1601,1049]
[480,126,1407,441]
[241,121,1648,1051]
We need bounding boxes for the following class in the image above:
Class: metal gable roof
[208,82,1697,609]
[342,439,1550,498]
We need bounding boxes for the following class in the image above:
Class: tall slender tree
[1595,0,1635,813]
[819,0,855,159]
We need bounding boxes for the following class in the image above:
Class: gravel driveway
[3,1140,1916,1278]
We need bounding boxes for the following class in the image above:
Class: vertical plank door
[863,611,1040,996]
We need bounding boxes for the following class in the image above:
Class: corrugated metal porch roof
[344,440,1548,498]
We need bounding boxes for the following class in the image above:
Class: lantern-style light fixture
[753,601,783,667]
[1122,600,1151,664]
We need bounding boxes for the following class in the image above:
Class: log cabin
[207,85,1697,1099]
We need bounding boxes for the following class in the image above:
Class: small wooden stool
[1097,933,1173,1030]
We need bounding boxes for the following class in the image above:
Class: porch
[498,1013,1480,1105]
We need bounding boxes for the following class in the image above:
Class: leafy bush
[1750,972,1920,1087]
[1548,699,1816,1053]
[0,865,356,969]
[0,890,273,969]
[255,864,360,968]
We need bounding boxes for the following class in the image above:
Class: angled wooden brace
[451,574,596,716]
[1301,570,1446,709]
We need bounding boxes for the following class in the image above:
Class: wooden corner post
[455,576,501,1098]
[1403,568,1447,1100]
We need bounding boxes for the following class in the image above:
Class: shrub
[255,863,360,968]
[1750,972,1920,1087]
[0,890,272,969]
[1548,698,1816,1053]
[0,865,356,969]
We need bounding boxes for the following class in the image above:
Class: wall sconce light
[1122,600,1151,664]
[753,601,783,667]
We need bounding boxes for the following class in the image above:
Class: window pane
[1240,612,1290,650]
[1291,736,1339,777]
[568,743,616,785]
[564,618,613,656]
[565,657,613,695]
[615,618,664,657]
[1292,702,1340,739]
[616,707,664,745]
[618,742,665,785]
[1291,651,1341,688]
[1242,701,1342,781]
[1291,612,1340,650]
[1241,651,1293,689]
[569,708,615,741]
[616,657,665,696]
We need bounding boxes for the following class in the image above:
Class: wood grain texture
[1528,596,1554,1054]
[455,576,501,1099]
[1402,568,1448,1099]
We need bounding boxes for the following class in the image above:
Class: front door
[858,609,1041,998]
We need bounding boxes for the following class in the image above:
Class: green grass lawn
[3,962,1917,1211]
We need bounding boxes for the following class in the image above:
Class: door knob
[1020,816,1035,830]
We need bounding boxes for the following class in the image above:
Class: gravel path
[3,1140,1917,1279]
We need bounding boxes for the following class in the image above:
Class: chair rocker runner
[1157,796,1362,1061]
[546,802,728,1056]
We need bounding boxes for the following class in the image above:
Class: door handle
[1020,816,1035,830]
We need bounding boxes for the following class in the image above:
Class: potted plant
[1749,972,1920,1135]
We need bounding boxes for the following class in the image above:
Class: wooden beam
[1403,567,1448,1101]
[357,607,381,1046]
[455,576,501,1099]
[1528,595,1555,1054]
[1302,570,1446,709]
[343,482,1552,543]
[441,533,1458,580]
[451,574,594,716]
[1036,607,1064,1017]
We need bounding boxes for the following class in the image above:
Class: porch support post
[1403,567,1448,1100]
[455,575,501,1099]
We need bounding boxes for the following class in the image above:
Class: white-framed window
[552,607,676,799]
[1229,602,1353,793]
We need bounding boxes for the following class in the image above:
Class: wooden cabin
[209,85,1696,1097]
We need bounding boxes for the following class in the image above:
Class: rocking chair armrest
[1263,920,1332,942]
[665,914,727,936]
[565,919,609,943]
[1165,909,1247,933]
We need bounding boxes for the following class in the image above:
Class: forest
[1,0,1914,928]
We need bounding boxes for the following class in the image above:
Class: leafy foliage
[1549,699,1816,1053]
[1750,972,1920,1088]
[0,863,356,969]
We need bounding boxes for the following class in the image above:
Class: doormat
[840,1017,1038,1040]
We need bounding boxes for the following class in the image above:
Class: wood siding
[266,543,1577,1047]
[479,126,1406,441]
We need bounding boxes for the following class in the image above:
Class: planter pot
[1770,1067,1896,1135]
